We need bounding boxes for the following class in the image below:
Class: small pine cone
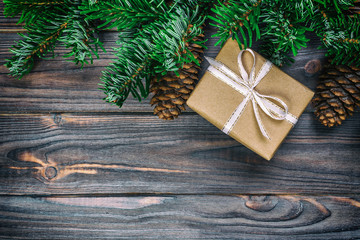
[312,60,360,127]
[150,34,204,120]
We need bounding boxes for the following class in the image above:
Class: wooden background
[1,6,360,239]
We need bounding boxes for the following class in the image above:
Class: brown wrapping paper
[187,39,314,160]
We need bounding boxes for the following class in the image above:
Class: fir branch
[6,0,357,111]
[27,22,68,58]
[100,5,206,107]
[259,37,295,66]
[311,1,360,66]
[5,18,68,79]
[209,0,262,49]
[3,0,65,24]
[313,0,354,13]
[146,6,206,74]
[210,0,315,66]
[5,0,103,79]
[316,11,360,65]
[59,6,105,66]
[81,0,170,30]
[100,37,153,107]
[260,0,311,65]
[293,0,316,18]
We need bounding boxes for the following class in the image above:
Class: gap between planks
[1,192,360,198]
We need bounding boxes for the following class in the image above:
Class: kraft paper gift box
[187,39,314,160]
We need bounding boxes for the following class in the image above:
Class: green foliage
[4,0,208,106]
[5,9,68,79]
[81,0,170,30]
[210,0,359,66]
[313,0,355,13]
[59,8,105,66]
[209,0,261,49]
[3,0,64,24]
[145,7,205,74]
[3,0,359,108]
[4,0,103,79]
[259,0,311,65]
[100,5,206,107]
[100,35,153,107]
[313,3,360,65]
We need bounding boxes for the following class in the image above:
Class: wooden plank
[0,31,326,113]
[0,31,144,112]
[1,113,359,195]
[0,195,359,239]
[0,3,25,32]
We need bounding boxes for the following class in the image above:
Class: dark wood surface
[1,8,360,239]
[1,195,360,239]
[1,113,360,196]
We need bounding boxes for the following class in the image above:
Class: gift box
[187,39,314,160]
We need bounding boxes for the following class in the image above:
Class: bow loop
[237,49,256,87]
[205,49,298,139]
[258,93,288,121]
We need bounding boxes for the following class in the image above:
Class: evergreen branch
[209,0,262,49]
[293,0,316,18]
[313,0,354,13]
[4,0,358,111]
[88,0,97,5]
[59,6,104,66]
[311,1,360,66]
[209,0,358,67]
[5,0,103,79]
[5,19,68,79]
[3,0,65,24]
[260,0,311,66]
[317,12,360,65]
[100,5,206,107]
[146,6,206,74]
[81,0,170,30]
[259,39,295,66]
[27,22,68,58]
[100,37,153,107]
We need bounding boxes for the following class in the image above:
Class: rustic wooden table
[1,8,360,239]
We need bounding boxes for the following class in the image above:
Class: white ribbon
[205,49,298,140]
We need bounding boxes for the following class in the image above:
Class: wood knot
[304,59,322,75]
[245,196,278,212]
[53,113,62,126]
[45,166,57,179]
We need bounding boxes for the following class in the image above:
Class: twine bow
[205,49,298,140]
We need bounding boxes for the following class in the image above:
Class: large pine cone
[312,60,360,127]
[150,34,204,120]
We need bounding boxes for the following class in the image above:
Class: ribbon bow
[205,49,298,140]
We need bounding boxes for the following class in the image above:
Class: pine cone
[312,60,360,127]
[150,34,204,120]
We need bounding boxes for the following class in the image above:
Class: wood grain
[0,3,25,32]
[1,113,359,195]
[0,31,327,113]
[0,195,359,239]
[1,9,360,239]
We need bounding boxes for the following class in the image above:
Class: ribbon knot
[205,49,298,140]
